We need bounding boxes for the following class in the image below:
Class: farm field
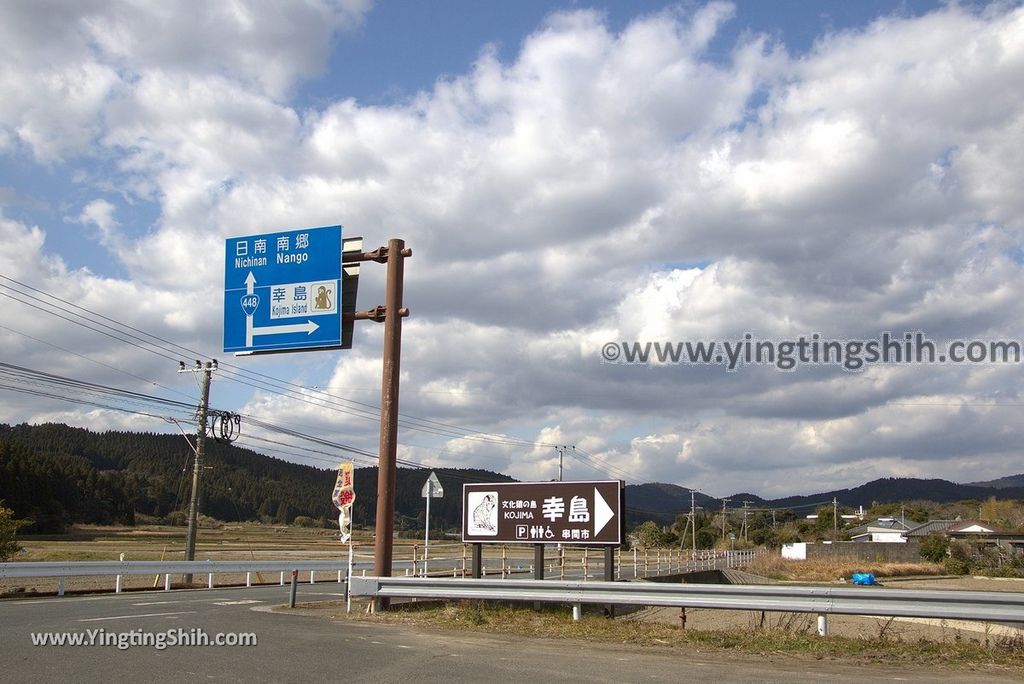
[2,523,461,595]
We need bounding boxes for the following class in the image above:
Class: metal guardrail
[0,559,364,595]
[0,560,354,579]
[349,576,1024,624]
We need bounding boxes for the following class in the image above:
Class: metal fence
[0,546,765,596]
[0,559,357,595]
[357,544,765,580]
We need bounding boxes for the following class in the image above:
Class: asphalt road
[2,584,1021,683]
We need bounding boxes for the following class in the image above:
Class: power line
[0,275,566,453]
[0,362,199,423]
[0,322,195,403]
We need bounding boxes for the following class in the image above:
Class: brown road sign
[462,480,622,545]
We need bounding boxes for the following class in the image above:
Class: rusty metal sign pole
[342,238,410,609]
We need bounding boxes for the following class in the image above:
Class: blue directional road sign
[224,225,344,354]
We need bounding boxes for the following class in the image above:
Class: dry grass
[346,601,1024,671]
[744,555,944,582]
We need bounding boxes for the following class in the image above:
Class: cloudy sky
[1,0,1022,499]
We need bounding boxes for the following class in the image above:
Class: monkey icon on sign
[314,285,332,310]
[467,492,498,535]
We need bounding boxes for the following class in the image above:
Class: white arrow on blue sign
[224,225,344,354]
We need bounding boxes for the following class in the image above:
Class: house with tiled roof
[848,518,912,543]
[903,520,956,538]
[904,519,1024,555]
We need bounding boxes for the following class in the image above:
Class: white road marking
[77,611,196,623]
[133,601,182,606]
[8,587,289,606]
[212,600,263,606]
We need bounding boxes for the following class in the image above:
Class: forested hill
[0,423,512,533]
[6,423,1022,536]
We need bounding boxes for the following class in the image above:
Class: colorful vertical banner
[332,462,355,542]
[332,462,355,509]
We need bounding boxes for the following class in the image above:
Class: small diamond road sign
[224,225,344,354]
[462,480,622,545]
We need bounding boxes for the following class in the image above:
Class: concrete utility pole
[833,497,838,542]
[690,490,697,553]
[181,360,215,584]
[553,445,575,481]
[721,498,730,542]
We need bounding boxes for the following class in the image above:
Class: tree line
[0,423,510,534]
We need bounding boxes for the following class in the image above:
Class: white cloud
[0,0,371,161]
[3,2,1024,499]
[82,0,371,99]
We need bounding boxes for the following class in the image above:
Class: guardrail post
[817,614,828,637]
[115,574,122,593]
[288,570,298,608]
[280,571,285,585]
[246,572,252,588]
[471,544,482,579]
[604,545,616,618]
[58,577,65,597]
[310,571,316,585]
[164,574,170,591]
[533,544,545,611]
[572,603,582,621]
[208,573,213,589]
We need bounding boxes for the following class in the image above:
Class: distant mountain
[623,483,720,525]
[723,493,769,506]
[759,477,1024,511]
[624,477,1024,524]
[4,422,1024,534]
[968,473,1024,489]
[0,423,512,533]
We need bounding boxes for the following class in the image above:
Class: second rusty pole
[373,239,408,597]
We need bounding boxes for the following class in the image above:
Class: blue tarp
[851,572,877,585]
